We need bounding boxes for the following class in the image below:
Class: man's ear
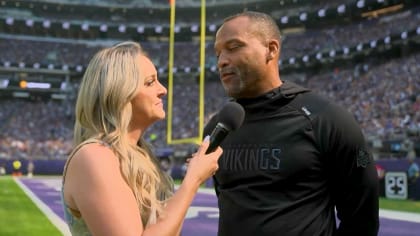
[267,39,280,61]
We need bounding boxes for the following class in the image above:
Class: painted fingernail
[203,135,210,142]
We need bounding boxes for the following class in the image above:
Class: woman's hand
[184,136,223,185]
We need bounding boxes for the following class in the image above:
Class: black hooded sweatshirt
[204,81,379,236]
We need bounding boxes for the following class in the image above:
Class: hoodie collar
[234,80,310,108]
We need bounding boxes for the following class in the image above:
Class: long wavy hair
[73,41,173,226]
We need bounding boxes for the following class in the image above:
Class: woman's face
[130,55,167,129]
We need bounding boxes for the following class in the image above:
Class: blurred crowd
[5,0,359,25]
[0,98,73,160]
[1,5,418,70]
[0,5,420,68]
[305,53,420,158]
[0,4,419,160]
[1,50,419,160]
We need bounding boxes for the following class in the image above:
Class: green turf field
[379,197,420,214]
[0,177,62,236]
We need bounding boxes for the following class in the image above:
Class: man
[205,11,379,236]
[407,151,419,200]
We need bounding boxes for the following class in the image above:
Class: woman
[62,41,222,236]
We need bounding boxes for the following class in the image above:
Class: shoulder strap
[62,138,108,184]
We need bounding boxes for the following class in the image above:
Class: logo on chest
[219,145,282,171]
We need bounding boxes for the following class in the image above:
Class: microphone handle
[205,123,229,154]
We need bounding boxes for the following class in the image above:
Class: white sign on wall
[385,172,407,200]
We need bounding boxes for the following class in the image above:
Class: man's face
[214,16,270,99]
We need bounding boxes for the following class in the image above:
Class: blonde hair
[73,41,173,226]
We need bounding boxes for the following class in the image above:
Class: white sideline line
[379,209,420,223]
[197,187,217,195]
[14,177,71,236]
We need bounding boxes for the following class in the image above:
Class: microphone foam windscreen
[218,102,245,131]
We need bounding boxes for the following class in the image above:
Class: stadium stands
[0,0,419,161]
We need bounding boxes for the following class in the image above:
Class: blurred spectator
[376,164,386,197]
[27,160,35,178]
[0,163,6,175]
[159,157,172,176]
[407,151,419,200]
[12,159,22,176]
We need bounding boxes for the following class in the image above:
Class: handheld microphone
[205,102,245,154]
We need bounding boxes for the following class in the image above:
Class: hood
[204,81,310,135]
[234,80,310,111]
[278,80,310,98]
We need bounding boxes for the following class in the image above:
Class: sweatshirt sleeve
[315,101,379,236]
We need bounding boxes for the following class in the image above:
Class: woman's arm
[64,143,144,236]
[143,137,222,236]
[64,138,221,236]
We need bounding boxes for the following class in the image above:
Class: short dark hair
[223,11,282,43]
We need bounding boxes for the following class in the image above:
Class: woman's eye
[145,79,155,86]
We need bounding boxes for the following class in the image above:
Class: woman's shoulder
[72,141,117,165]
[76,140,112,154]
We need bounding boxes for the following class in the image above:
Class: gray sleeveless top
[61,139,109,236]
[61,139,173,235]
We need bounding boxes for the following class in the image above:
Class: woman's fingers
[195,135,210,155]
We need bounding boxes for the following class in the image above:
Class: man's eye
[228,46,239,51]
